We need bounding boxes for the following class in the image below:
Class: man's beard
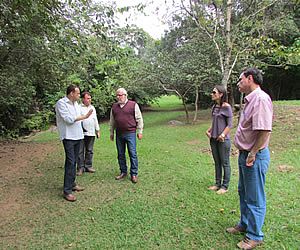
[118,99,127,104]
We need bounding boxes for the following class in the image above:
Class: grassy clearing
[273,100,300,106]
[2,97,299,249]
[150,95,183,110]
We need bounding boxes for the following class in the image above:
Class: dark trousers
[210,138,231,189]
[78,136,95,171]
[62,139,81,194]
[116,131,138,176]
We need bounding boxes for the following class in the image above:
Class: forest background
[0,0,299,138]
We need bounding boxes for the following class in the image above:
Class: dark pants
[62,139,81,194]
[116,131,138,176]
[78,136,95,171]
[210,138,231,189]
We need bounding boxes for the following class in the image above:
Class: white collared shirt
[80,104,100,136]
[55,96,84,140]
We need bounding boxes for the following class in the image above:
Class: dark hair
[214,85,228,106]
[81,91,91,99]
[66,84,79,95]
[243,67,263,86]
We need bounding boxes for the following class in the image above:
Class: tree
[178,0,297,89]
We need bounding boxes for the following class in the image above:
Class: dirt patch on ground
[0,140,57,238]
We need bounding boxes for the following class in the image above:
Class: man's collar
[245,87,261,102]
[65,96,74,104]
[119,99,128,106]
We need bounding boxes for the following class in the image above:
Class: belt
[239,148,265,154]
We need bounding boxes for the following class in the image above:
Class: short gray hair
[116,88,127,95]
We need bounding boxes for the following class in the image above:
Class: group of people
[206,68,273,249]
[55,86,143,202]
[55,67,272,250]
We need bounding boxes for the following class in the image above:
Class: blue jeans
[237,148,270,241]
[62,139,81,194]
[116,131,138,176]
[210,138,231,189]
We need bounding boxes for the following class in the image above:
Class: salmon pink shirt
[234,87,273,151]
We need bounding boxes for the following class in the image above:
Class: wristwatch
[221,133,225,138]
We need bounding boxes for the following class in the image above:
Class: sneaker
[216,188,228,194]
[208,185,219,191]
[237,237,263,249]
[226,225,246,234]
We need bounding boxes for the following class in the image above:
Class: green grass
[273,100,300,106]
[2,97,300,249]
[150,95,183,110]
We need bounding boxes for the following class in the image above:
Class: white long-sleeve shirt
[55,96,84,141]
[80,104,100,136]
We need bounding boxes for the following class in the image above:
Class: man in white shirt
[55,84,93,202]
[77,92,100,175]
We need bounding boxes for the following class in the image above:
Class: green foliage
[20,110,53,133]
[0,0,162,137]
[0,0,298,137]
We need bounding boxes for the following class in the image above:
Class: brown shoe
[237,237,263,249]
[86,167,96,173]
[115,173,127,180]
[226,225,246,234]
[64,193,76,202]
[131,175,138,183]
[72,185,85,192]
[77,168,84,176]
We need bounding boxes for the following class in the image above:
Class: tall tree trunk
[182,98,190,124]
[193,85,199,122]
[228,82,235,106]
[221,0,233,88]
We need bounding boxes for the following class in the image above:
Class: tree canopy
[0,0,299,137]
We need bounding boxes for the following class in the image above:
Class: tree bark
[193,85,199,122]
[221,0,233,88]
[182,98,190,124]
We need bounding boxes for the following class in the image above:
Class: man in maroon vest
[110,88,144,183]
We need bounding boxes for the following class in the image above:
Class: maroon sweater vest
[112,100,137,133]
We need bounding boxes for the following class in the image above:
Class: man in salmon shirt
[227,68,273,249]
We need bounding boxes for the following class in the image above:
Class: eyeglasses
[116,94,125,97]
[211,91,217,94]
[236,78,242,84]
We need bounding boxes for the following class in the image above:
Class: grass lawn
[1,97,299,249]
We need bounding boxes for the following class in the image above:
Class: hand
[96,131,100,139]
[217,135,225,142]
[110,134,114,141]
[137,133,143,140]
[246,152,256,167]
[206,130,211,138]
